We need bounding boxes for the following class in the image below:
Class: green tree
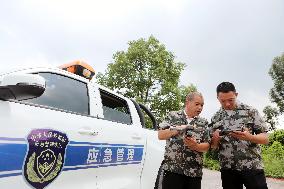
[263,53,284,129]
[97,36,194,121]
[269,53,284,113]
[263,105,279,131]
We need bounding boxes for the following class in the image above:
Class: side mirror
[0,73,46,100]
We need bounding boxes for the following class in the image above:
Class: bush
[204,149,218,160]
[263,158,284,178]
[262,141,284,178]
[268,129,284,146]
[203,156,220,171]
[204,149,220,171]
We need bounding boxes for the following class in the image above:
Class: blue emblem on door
[23,129,69,189]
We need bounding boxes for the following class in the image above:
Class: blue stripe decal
[0,144,27,172]
[63,162,141,172]
[98,161,141,168]
[69,141,144,147]
[65,145,143,166]
[0,138,144,147]
[0,137,25,142]
[0,173,22,179]
[0,139,144,179]
[63,165,99,171]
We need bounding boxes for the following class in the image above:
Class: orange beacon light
[59,60,95,80]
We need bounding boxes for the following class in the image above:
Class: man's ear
[217,95,220,100]
[235,92,238,97]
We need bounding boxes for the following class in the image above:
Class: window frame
[98,89,133,125]
[10,71,91,117]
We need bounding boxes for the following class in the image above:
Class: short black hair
[216,82,236,93]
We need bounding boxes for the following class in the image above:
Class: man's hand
[158,124,188,140]
[184,137,198,150]
[174,124,189,131]
[184,137,210,152]
[210,130,221,149]
[170,125,188,137]
[229,129,253,141]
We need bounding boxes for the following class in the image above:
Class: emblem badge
[23,129,69,189]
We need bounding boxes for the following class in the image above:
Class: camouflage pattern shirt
[210,102,268,171]
[159,110,210,178]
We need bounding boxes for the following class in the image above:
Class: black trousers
[162,170,201,189]
[220,169,268,189]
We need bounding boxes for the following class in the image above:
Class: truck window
[99,89,132,124]
[21,72,89,115]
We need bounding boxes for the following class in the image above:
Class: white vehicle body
[0,67,165,189]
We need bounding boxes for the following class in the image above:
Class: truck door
[89,88,147,189]
[0,71,99,189]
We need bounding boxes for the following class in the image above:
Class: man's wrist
[210,141,219,149]
[193,143,199,151]
[169,126,177,137]
[247,134,255,143]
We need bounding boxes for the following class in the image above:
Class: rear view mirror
[0,73,46,100]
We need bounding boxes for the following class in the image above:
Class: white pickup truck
[0,63,165,189]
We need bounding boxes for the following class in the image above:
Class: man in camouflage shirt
[210,82,269,189]
[158,92,210,189]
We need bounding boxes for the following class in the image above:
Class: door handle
[131,133,142,140]
[78,128,99,136]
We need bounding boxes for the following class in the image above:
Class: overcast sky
[1,0,283,128]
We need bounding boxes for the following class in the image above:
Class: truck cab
[0,62,165,189]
